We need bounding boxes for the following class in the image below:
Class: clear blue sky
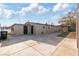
[0,3,76,26]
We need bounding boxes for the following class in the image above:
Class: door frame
[24,25,28,34]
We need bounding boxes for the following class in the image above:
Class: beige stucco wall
[25,22,55,35]
[12,22,62,35]
[27,25,31,34]
[34,24,55,34]
[25,23,45,35]
[34,24,45,34]
[45,25,54,33]
[53,26,61,32]
[12,25,24,35]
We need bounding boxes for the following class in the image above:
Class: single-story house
[11,22,64,35]
[0,27,11,34]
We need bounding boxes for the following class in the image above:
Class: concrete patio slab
[61,39,77,51]
[24,40,40,47]
[32,43,56,56]
[51,38,77,56]
[53,45,77,56]
[0,42,29,55]
[0,33,77,56]
[12,47,42,56]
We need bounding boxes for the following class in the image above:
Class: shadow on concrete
[57,32,69,38]
[0,33,65,47]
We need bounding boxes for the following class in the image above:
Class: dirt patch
[66,32,76,39]
[57,32,69,37]
[57,32,76,39]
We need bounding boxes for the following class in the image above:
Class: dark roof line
[25,22,54,26]
[10,23,24,27]
[10,22,55,27]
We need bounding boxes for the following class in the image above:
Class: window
[43,26,45,29]
[48,26,50,29]
[41,32,44,34]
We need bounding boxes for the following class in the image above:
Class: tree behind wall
[65,19,76,31]
[59,12,76,32]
